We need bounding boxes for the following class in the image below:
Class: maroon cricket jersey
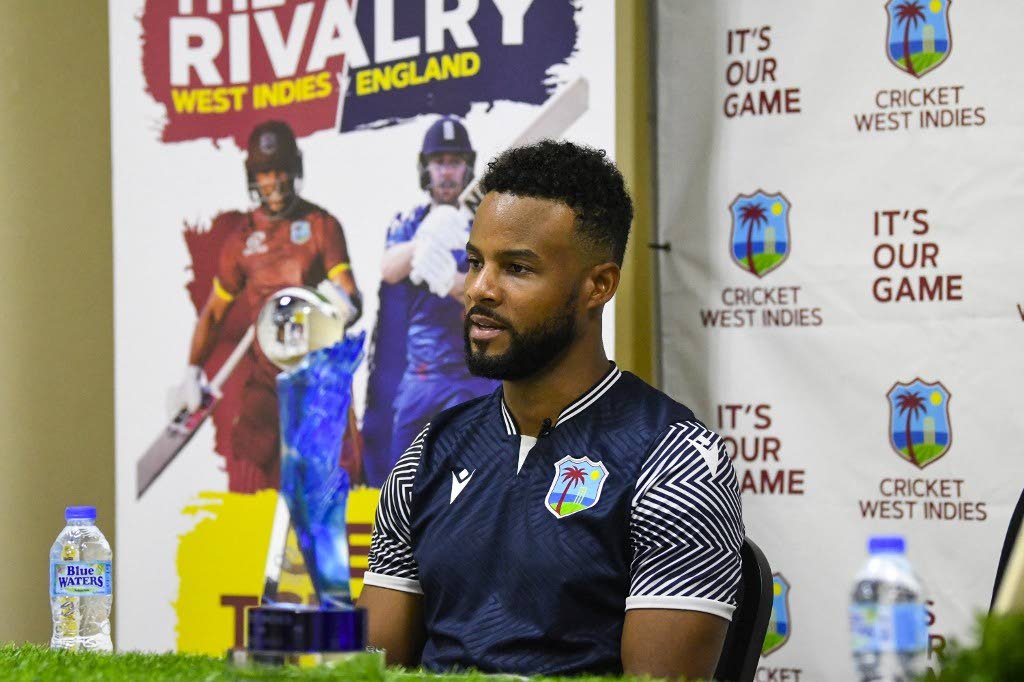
[214,199,351,320]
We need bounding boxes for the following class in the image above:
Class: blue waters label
[849,603,927,653]
[51,561,112,597]
[893,603,928,652]
[849,604,880,653]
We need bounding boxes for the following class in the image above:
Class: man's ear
[586,262,620,310]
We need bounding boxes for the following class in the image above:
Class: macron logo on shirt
[450,468,475,504]
[692,433,720,476]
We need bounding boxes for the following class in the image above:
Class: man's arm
[188,289,234,366]
[621,609,728,679]
[381,241,415,284]
[329,263,359,297]
[358,586,426,666]
[624,421,745,679]
[360,425,430,666]
[172,230,242,413]
[191,227,243,367]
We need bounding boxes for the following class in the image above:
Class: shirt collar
[500,363,622,437]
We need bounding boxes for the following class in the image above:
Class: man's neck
[502,334,610,438]
[259,197,301,222]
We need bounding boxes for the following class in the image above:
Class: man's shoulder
[412,390,500,466]
[387,203,430,241]
[429,389,499,436]
[211,209,250,232]
[293,198,340,226]
[610,370,701,439]
[208,210,251,255]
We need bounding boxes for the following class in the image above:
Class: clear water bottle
[849,535,927,681]
[50,505,112,651]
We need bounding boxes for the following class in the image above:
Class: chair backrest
[713,536,773,682]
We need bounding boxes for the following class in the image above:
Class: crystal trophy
[235,286,371,666]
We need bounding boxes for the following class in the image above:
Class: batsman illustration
[166,120,364,493]
[139,79,589,497]
[361,117,498,486]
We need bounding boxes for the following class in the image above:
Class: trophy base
[236,603,369,667]
[228,648,383,669]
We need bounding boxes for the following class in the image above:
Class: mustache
[259,181,287,199]
[465,306,514,329]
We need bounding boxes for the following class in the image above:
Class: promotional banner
[111,0,614,653]
[653,1,1022,679]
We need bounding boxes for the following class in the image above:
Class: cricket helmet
[418,116,475,190]
[245,121,303,215]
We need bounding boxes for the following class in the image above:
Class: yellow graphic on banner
[354,51,481,96]
[175,488,380,655]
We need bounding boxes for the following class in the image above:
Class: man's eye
[467,257,482,270]
[508,263,530,274]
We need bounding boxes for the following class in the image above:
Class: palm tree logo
[894,390,927,466]
[886,379,952,469]
[553,466,586,515]
[546,456,610,518]
[729,191,790,278]
[886,0,952,78]
[739,203,768,276]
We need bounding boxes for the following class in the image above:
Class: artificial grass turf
[0,645,636,681]
[0,645,383,680]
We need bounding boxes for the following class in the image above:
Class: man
[361,116,498,487]
[360,140,745,678]
[173,120,362,492]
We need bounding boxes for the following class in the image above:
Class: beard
[429,180,461,205]
[253,177,297,216]
[463,288,579,381]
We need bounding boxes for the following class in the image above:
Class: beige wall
[0,0,113,644]
[615,0,656,383]
[0,0,652,646]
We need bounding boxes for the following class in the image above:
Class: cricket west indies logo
[730,191,790,278]
[886,0,951,78]
[545,456,608,518]
[887,379,951,468]
[762,573,791,656]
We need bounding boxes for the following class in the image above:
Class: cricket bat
[261,493,293,603]
[459,76,590,214]
[135,325,255,498]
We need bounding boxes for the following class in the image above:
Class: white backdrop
[110,0,615,653]
[653,1,1022,679]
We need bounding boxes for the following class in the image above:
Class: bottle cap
[868,535,905,554]
[65,506,97,521]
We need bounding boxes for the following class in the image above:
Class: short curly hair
[479,140,633,266]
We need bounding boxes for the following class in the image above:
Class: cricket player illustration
[361,117,498,486]
[169,120,364,493]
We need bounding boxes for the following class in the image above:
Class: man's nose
[466,263,500,305]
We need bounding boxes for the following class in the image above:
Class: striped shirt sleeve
[364,425,429,595]
[627,421,744,620]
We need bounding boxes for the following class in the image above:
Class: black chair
[991,487,1024,609]
[713,536,773,682]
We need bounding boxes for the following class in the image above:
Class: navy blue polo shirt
[364,365,744,675]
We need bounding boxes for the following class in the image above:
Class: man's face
[254,169,292,213]
[426,153,470,206]
[463,193,587,380]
